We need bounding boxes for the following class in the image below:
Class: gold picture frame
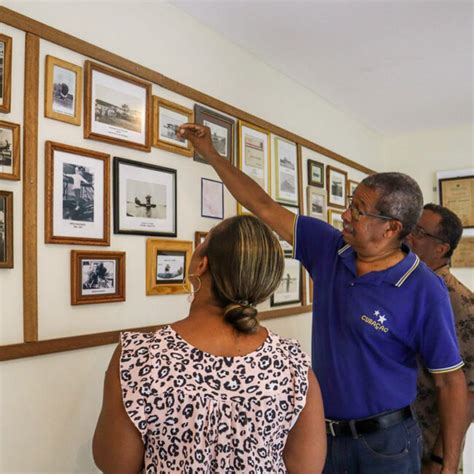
[0,34,12,114]
[71,250,126,305]
[328,209,344,231]
[45,55,82,126]
[439,176,474,228]
[0,120,21,180]
[152,96,194,157]
[146,239,193,295]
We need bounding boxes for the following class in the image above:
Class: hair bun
[224,303,258,334]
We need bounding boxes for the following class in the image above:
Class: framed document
[237,120,271,214]
[201,178,224,220]
[451,237,474,268]
[274,136,298,205]
[439,176,474,228]
[327,165,348,209]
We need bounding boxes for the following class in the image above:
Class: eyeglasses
[410,225,445,242]
[347,196,396,222]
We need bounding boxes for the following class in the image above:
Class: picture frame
[451,237,474,268]
[306,186,327,220]
[347,179,359,198]
[237,120,271,214]
[45,55,83,126]
[328,209,344,231]
[279,204,299,256]
[0,120,20,180]
[146,239,193,296]
[271,257,301,306]
[71,250,125,305]
[326,165,348,209]
[439,176,474,228]
[0,34,12,114]
[194,231,208,249]
[0,190,13,268]
[113,157,177,237]
[153,96,194,157]
[274,136,298,205]
[45,141,110,245]
[84,60,152,152]
[201,178,224,220]
[194,105,234,164]
[307,159,324,187]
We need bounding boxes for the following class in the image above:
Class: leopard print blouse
[120,325,310,473]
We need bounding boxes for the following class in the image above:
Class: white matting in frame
[271,257,301,306]
[201,178,224,219]
[274,136,298,205]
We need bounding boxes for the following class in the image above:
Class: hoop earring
[185,273,202,303]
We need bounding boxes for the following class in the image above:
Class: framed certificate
[439,176,474,228]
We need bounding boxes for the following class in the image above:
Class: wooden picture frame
[113,157,177,237]
[152,96,194,157]
[271,257,301,307]
[306,186,326,220]
[328,209,344,231]
[439,176,474,228]
[274,136,298,205]
[45,55,82,126]
[237,120,271,214]
[146,239,193,295]
[347,179,359,198]
[307,159,324,187]
[71,250,125,305]
[201,178,224,220]
[194,105,234,164]
[84,61,152,152]
[194,231,208,249]
[326,165,348,209]
[0,34,12,114]
[0,120,20,180]
[0,190,13,268]
[45,141,110,245]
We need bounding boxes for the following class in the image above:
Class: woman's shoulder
[269,332,311,368]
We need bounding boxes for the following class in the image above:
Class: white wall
[0,2,383,472]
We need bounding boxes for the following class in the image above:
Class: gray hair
[361,172,423,239]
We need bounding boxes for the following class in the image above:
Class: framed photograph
[113,157,177,237]
[146,239,193,295]
[194,105,234,164]
[45,141,110,245]
[347,179,359,198]
[326,165,348,209]
[274,136,298,205]
[278,204,299,255]
[0,34,12,114]
[307,186,326,220]
[271,257,301,306]
[45,55,82,126]
[194,231,208,248]
[201,178,224,220]
[71,250,125,305]
[439,176,474,228]
[0,120,20,180]
[238,120,271,214]
[84,61,151,152]
[328,209,344,231]
[307,159,324,187]
[0,190,13,268]
[153,96,194,157]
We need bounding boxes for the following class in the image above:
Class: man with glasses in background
[178,123,468,474]
[406,204,474,473]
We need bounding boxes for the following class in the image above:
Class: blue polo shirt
[294,216,463,420]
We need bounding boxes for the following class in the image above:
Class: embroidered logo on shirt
[361,310,389,333]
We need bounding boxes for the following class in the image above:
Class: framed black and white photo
[113,157,177,237]
[153,96,194,157]
[45,55,82,126]
[327,165,348,209]
[271,257,301,306]
[278,204,299,255]
[71,250,125,305]
[201,178,224,220]
[85,61,151,152]
[0,190,13,268]
[45,141,110,245]
[328,209,344,231]
[347,179,359,201]
[307,186,326,220]
[194,105,234,164]
[307,159,324,187]
[0,120,20,180]
[0,34,12,114]
[274,136,298,205]
[146,239,193,295]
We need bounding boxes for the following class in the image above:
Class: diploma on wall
[439,176,474,228]
[451,237,474,268]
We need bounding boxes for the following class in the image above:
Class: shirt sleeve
[416,294,464,374]
[293,215,343,276]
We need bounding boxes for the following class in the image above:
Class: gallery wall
[0,2,382,471]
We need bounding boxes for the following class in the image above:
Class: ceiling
[172,1,473,135]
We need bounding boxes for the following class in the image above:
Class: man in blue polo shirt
[178,123,468,474]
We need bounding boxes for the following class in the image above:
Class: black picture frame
[201,178,224,220]
[194,105,234,164]
[307,159,324,187]
[113,157,177,236]
[270,257,302,307]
